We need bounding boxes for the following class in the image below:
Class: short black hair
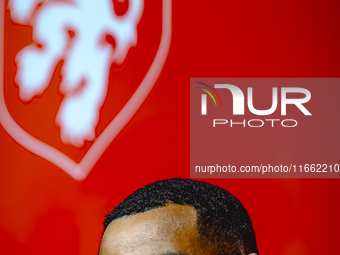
[103,178,259,255]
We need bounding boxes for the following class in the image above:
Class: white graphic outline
[0,1,172,180]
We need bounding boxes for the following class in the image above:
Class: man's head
[99,178,259,255]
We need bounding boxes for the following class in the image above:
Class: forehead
[99,204,205,255]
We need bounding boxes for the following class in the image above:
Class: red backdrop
[1,1,340,254]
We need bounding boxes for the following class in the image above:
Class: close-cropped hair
[103,178,259,255]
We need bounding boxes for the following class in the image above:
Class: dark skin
[99,204,257,255]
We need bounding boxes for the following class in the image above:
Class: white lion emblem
[9,0,144,147]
